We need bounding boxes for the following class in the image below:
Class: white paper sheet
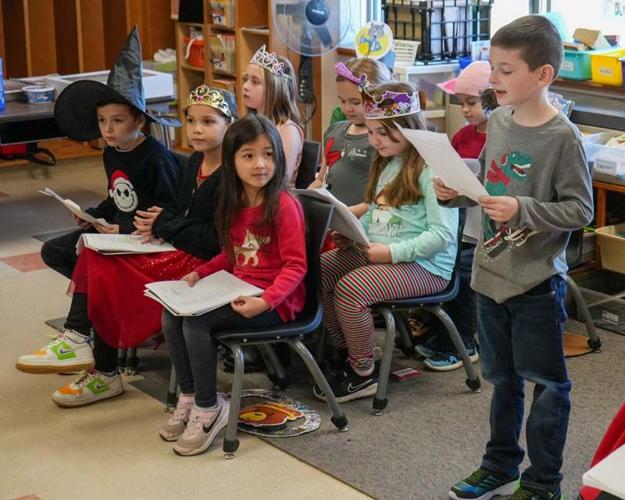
[78,233,176,255]
[144,270,264,316]
[462,159,483,243]
[582,444,625,498]
[39,187,112,228]
[395,126,489,202]
[294,188,370,246]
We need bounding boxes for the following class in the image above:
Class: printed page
[582,444,625,498]
[80,234,176,255]
[40,187,112,228]
[395,126,489,202]
[144,270,264,316]
[294,188,370,246]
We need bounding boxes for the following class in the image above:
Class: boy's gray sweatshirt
[444,106,593,303]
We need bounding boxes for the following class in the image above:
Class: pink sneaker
[173,394,230,456]
[159,394,194,442]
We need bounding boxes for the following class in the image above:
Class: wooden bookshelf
[174,0,322,146]
[0,0,174,78]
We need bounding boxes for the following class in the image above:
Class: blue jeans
[477,275,571,494]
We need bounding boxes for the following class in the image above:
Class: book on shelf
[144,270,264,316]
[208,33,235,74]
[582,444,625,499]
[40,187,113,229]
[293,188,370,246]
[77,234,176,255]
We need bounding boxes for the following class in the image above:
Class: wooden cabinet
[0,0,174,78]
[174,0,321,149]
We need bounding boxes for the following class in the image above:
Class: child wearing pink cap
[438,61,492,159]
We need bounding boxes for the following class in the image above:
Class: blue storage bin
[560,49,594,80]
[458,55,473,70]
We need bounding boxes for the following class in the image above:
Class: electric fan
[272,0,351,57]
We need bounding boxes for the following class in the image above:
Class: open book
[40,187,113,229]
[294,188,370,246]
[77,233,176,255]
[144,270,264,317]
[582,445,625,498]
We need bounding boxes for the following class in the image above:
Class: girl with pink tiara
[242,45,303,188]
[314,80,459,402]
[309,58,390,208]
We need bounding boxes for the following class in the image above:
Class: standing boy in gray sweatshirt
[435,16,593,500]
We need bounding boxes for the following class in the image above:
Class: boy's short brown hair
[491,15,562,74]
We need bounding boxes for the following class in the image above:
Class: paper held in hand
[582,444,625,499]
[39,187,113,228]
[395,125,488,202]
[144,270,264,317]
[77,233,176,255]
[293,188,370,246]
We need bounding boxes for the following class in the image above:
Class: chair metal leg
[126,346,138,374]
[258,344,289,389]
[566,275,601,351]
[373,307,397,415]
[166,365,178,412]
[223,342,244,459]
[430,305,481,393]
[287,339,348,431]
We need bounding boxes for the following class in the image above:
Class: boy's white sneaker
[52,369,123,408]
[16,330,95,374]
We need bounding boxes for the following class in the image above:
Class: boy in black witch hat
[40,25,180,279]
[16,27,180,394]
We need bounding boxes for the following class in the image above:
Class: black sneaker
[313,365,378,403]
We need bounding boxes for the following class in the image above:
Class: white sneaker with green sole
[16,330,95,374]
[52,370,123,407]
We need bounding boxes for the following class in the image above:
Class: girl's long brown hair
[364,82,428,208]
[262,55,302,127]
[216,114,287,262]
[336,57,391,85]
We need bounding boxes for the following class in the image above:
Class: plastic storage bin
[582,131,625,178]
[183,37,205,68]
[560,49,594,80]
[595,223,625,274]
[591,48,625,86]
[575,269,625,335]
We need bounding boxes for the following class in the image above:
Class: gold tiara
[185,84,233,120]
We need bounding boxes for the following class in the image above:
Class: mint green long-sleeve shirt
[360,158,458,280]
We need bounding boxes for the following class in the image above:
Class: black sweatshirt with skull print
[86,135,180,234]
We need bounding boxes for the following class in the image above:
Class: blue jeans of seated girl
[162,305,281,408]
[477,275,570,494]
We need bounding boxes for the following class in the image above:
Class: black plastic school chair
[371,210,482,415]
[565,228,601,351]
[211,196,348,458]
[295,140,321,189]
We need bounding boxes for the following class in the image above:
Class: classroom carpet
[129,321,625,500]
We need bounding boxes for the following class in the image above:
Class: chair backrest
[296,196,334,317]
[440,208,467,297]
[295,140,321,189]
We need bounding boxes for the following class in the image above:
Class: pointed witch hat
[54,25,178,141]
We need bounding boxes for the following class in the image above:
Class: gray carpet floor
[127,322,625,500]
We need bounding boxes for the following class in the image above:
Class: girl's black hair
[217,113,286,261]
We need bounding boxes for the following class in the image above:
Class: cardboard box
[573,28,611,49]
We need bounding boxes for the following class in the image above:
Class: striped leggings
[321,246,448,372]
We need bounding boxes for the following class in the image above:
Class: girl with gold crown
[16,85,239,409]
[314,81,459,403]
